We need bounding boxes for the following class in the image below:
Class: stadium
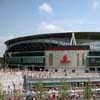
[3,32,100,89]
[4,32,100,72]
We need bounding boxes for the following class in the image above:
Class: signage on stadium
[60,54,71,64]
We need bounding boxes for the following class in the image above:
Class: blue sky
[0,0,100,56]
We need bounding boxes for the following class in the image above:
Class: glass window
[87,58,100,66]
[88,51,100,56]
[49,53,53,66]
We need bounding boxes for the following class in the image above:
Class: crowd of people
[23,87,82,100]
[0,86,83,100]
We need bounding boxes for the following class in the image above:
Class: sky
[0,0,100,57]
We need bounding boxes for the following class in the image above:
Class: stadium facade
[4,32,100,72]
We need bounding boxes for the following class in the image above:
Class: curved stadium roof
[5,32,100,46]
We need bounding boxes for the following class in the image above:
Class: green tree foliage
[59,80,71,100]
[35,81,45,100]
[0,83,3,100]
[84,81,93,100]
[15,90,22,100]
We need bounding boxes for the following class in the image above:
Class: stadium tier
[4,32,100,72]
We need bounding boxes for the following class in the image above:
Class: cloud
[38,22,65,33]
[93,0,99,8]
[37,18,100,33]
[39,3,53,13]
[39,18,100,32]
[53,18,84,26]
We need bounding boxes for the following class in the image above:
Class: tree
[58,80,71,100]
[15,90,23,100]
[84,81,93,100]
[35,81,45,100]
[0,83,3,100]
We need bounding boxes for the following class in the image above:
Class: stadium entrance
[34,66,45,71]
[24,65,45,71]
